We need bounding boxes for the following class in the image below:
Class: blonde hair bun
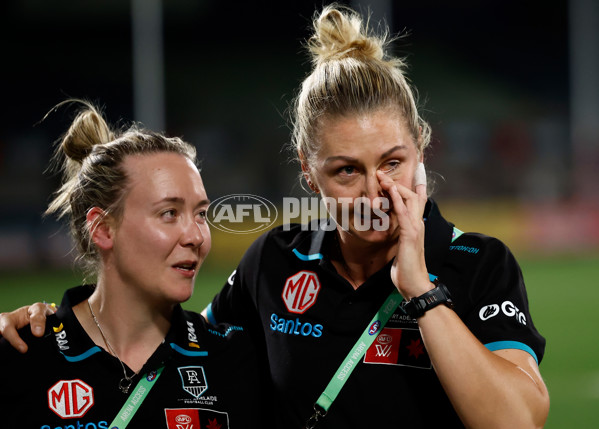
[291,4,431,185]
[308,5,386,65]
[59,100,114,163]
[45,99,197,277]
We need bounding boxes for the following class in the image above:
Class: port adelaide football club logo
[178,366,208,399]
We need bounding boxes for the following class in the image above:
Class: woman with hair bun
[1,5,549,429]
[206,5,549,428]
[0,100,263,428]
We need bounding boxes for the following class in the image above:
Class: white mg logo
[282,271,321,314]
[47,379,94,418]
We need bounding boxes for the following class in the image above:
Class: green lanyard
[306,290,403,428]
[306,227,464,428]
[108,366,164,429]
[318,289,402,417]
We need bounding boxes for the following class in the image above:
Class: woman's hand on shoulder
[0,303,56,353]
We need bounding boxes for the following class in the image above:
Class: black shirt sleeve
[207,231,269,327]
[451,233,546,364]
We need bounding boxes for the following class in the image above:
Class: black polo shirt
[208,199,546,428]
[0,285,265,429]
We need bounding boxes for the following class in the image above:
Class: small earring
[307,179,319,193]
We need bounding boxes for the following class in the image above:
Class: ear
[298,150,320,193]
[298,150,309,174]
[301,167,319,193]
[86,207,114,251]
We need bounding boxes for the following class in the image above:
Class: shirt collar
[290,198,454,276]
[54,285,185,370]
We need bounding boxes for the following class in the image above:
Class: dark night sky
[0,0,569,222]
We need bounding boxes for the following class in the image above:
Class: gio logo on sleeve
[479,301,527,325]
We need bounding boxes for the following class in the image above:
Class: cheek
[317,177,359,199]
[390,170,414,190]
[148,230,174,247]
[130,222,174,252]
[200,226,212,254]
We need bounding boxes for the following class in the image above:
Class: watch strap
[401,281,453,319]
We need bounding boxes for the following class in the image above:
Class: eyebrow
[154,197,211,208]
[324,145,407,165]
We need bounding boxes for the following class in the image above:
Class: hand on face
[376,164,432,300]
[310,110,425,244]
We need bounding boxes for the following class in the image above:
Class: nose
[181,217,205,249]
[363,172,386,211]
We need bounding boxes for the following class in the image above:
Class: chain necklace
[87,299,137,393]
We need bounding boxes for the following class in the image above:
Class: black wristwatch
[400,280,454,319]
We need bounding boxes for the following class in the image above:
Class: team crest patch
[282,270,321,314]
[178,366,208,399]
[364,328,431,369]
[165,408,230,429]
[47,379,94,418]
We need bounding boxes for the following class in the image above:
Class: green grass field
[1,253,597,427]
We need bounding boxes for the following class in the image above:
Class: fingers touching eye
[379,160,400,174]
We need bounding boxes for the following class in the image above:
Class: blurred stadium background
[1,0,597,427]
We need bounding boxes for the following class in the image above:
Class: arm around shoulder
[0,302,56,353]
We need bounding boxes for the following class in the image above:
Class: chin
[355,230,395,244]
[168,283,195,304]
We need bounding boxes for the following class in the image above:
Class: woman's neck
[331,229,396,289]
[73,282,173,373]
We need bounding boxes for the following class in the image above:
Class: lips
[351,206,394,232]
[172,260,198,275]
